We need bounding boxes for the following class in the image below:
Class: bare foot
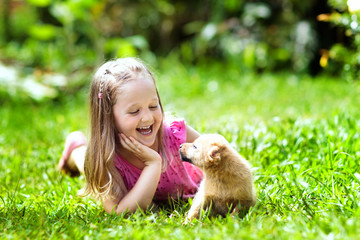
[58,131,86,177]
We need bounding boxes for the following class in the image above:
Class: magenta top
[114,119,203,201]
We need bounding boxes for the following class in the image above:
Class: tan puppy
[180,134,256,221]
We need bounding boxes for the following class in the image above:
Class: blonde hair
[80,57,167,200]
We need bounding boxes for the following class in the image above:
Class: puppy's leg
[230,205,240,217]
[185,183,205,223]
[186,198,202,222]
[231,200,254,218]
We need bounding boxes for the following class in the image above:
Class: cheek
[199,150,207,162]
[188,148,201,160]
[155,110,163,122]
[153,111,163,129]
[113,114,134,134]
[112,114,121,132]
[113,118,123,133]
[191,151,203,166]
[188,148,196,156]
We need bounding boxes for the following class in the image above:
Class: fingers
[118,133,162,166]
[119,133,134,150]
[119,133,143,153]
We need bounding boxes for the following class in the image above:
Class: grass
[1,61,360,239]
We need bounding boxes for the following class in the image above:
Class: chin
[142,139,157,148]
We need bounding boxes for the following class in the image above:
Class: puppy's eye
[192,144,198,149]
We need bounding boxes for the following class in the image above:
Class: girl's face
[112,76,163,151]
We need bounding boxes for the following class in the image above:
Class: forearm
[115,162,162,213]
[186,125,200,143]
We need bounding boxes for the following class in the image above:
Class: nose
[141,109,153,123]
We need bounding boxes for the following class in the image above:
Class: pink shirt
[114,120,203,201]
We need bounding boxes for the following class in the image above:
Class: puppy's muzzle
[179,144,192,163]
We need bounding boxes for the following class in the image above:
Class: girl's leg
[58,131,86,176]
[65,145,86,175]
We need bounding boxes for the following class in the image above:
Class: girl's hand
[119,133,161,167]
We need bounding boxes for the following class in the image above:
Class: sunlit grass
[1,61,360,239]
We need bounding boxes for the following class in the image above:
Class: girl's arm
[186,125,200,143]
[102,134,162,214]
[102,160,161,214]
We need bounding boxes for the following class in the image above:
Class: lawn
[1,61,360,239]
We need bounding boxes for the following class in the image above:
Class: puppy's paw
[183,217,192,225]
[183,211,198,225]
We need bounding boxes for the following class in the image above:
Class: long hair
[79,57,167,200]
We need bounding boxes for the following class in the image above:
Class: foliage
[0,0,359,102]
[179,0,317,73]
[0,0,159,70]
[0,1,358,75]
[1,63,360,239]
[319,0,360,81]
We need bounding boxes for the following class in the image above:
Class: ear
[207,145,221,163]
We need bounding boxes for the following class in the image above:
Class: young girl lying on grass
[58,57,203,214]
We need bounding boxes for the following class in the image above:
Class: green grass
[1,61,360,239]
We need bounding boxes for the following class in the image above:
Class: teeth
[143,129,151,134]
[137,126,152,134]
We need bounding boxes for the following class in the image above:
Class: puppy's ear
[207,145,221,163]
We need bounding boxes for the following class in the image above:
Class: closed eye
[149,105,158,110]
[193,144,198,149]
[129,110,139,114]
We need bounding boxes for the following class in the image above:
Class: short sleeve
[169,119,187,144]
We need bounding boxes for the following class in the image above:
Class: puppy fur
[180,134,256,221]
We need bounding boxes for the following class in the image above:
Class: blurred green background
[0,0,359,102]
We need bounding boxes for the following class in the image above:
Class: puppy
[179,134,256,221]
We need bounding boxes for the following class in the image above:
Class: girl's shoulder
[163,116,187,145]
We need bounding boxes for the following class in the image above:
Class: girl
[58,57,203,214]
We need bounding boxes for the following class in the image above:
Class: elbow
[103,204,119,214]
[116,202,148,214]
[102,196,152,215]
[112,201,151,215]
[104,204,131,215]
[102,204,133,215]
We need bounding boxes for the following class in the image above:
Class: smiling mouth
[137,125,153,135]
